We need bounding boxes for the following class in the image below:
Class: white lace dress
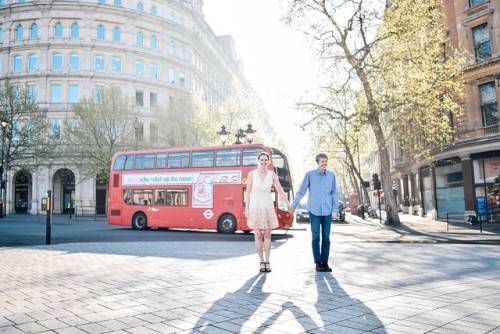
[247,170,279,230]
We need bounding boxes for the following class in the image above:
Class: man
[292,153,339,272]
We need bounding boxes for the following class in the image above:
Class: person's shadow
[191,273,270,333]
[191,271,386,333]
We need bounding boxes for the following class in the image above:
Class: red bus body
[107,144,294,233]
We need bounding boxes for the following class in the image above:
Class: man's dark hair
[315,153,328,163]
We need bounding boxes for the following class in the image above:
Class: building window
[472,23,491,63]
[49,119,61,139]
[150,35,157,49]
[27,84,36,99]
[113,27,121,42]
[96,24,105,40]
[69,53,80,70]
[136,1,144,11]
[136,90,144,106]
[178,46,185,60]
[150,5,157,15]
[98,0,105,3]
[29,23,38,39]
[54,22,63,38]
[52,53,63,70]
[150,92,157,108]
[95,55,105,71]
[168,41,175,55]
[469,0,484,7]
[68,84,79,103]
[0,28,3,43]
[70,22,79,38]
[28,53,38,71]
[479,82,499,126]
[136,32,143,46]
[112,57,121,73]
[168,68,176,84]
[179,72,185,87]
[15,24,23,40]
[135,60,144,76]
[13,55,22,72]
[50,84,62,103]
[150,64,158,79]
[114,0,121,5]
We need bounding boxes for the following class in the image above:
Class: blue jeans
[309,213,332,263]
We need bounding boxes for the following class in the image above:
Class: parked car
[333,201,346,222]
[295,202,310,222]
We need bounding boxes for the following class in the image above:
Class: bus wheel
[132,213,147,230]
[218,214,237,234]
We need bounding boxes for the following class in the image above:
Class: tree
[0,80,54,215]
[61,89,137,182]
[285,0,466,224]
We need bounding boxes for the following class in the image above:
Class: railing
[445,212,500,233]
[71,206,107,220]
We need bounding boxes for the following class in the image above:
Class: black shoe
[322,262,332,272]
[316,262,325,272]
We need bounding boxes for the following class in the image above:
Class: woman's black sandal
[259,262,266,272]
[265,262,272,272]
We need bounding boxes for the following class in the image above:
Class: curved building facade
[0,0,244,214]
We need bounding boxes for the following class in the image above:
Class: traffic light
[372,173,382,190]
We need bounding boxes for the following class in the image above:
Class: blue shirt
[292,168,339,216]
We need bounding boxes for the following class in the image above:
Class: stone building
[0,0,244,214]
[391,0,500,221]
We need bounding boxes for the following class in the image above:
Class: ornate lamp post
[244,123,256,144]
[234,128,246,145]
[216,125,230,145]
[1,120,8,218]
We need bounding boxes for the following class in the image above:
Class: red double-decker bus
[107,143,294,233]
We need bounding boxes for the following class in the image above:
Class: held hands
[286,203,294,214]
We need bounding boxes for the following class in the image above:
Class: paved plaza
[1,215,499,333]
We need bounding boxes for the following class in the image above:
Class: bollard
[45,190,52,245]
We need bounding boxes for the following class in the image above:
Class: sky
[203,0,321,175]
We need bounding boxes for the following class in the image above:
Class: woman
[245,152,293,273]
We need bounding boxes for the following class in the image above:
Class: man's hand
[331,213,337,219]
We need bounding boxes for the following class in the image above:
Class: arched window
[69,53,80,70]
[112,27,121,42]
[15,24,24,41]
[136,1,144,11]
[168,68,176,84]
[150,63,158,79]
[54,22,63,38]
[28,53,38,71]
[135,60,144,76]
[150,5,157,15]
[52,53,63,70]
[70,22,79,38]
[96,24,105,40]
[136,32,143,46]
[95,55,105,71]
[112,57,121,73]
[13,55,23,72]
[150,35,157,49]
[29,23,38,39]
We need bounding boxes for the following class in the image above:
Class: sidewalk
[345,211,500,244]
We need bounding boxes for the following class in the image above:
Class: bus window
[168,152,190,168]
[113,154,134,170]
[125,189,153,205]
[135,154,155,170]
[156,153,167,169]
[243,148,264,166]
[191,150,214,168]
[216,148,241,166]
[155,189,165,205]
[166,189,188,206]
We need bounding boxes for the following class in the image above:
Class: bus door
[149,188,194,228]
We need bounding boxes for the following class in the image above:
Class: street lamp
[216,125,230,145]
[234,128,246,145]
[134,117,140,150]
[244,123,256,143]
[1,120,7,218]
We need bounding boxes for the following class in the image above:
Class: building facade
[390,0,500,222]
[0,0,244,214]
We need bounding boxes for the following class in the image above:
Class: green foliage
[62,88,136,181]
[0,80,53,169]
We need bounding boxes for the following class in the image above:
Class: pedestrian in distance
[245,152,294,273]
[292,153,340,272]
